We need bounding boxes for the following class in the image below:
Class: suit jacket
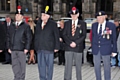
[63,20,86,53]
[34,19,60,51]
[92,21,117,55]
[0,21,6,50]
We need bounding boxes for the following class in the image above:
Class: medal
[107,34,110,39]
[79,30,82,34]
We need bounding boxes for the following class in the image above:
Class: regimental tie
[99,24,102,36]
[72,21,76,36]
[42,22,46,29]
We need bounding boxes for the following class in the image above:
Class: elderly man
[7,8,32,80]
[2,15,12,64]
[34,6,60,80]
[63,7,86,80]
[92,11,117,80]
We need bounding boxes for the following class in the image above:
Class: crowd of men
[0,5,120,80]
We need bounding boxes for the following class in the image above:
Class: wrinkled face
[71,13,79,20]
[5,17,11,23]
[97,15,106,24]
[41,13,50,21]
[15,14,23,21]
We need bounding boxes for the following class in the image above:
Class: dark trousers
[37,50,54,80]
[58,50,65,64]
[4,49,11,62]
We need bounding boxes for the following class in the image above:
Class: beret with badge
[69,7,79,15]
[15,5,24,15]
[95,11,106,17]
[41,6,52,15]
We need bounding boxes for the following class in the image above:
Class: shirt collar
[16,20,23,26]
[98,20,106,26]
[72,19,78,27]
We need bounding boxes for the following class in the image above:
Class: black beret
[41,10,51,15]
[95,11,106,17]
[69,7,79,15]
[15,10,24,15]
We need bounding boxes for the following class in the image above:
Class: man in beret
[7,9,32,80]
[34,6,60,80]
[63,7,86,80]
[92,11,117,80]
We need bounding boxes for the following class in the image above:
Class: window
[0,0,10,11]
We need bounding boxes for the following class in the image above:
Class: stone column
[82,0,96,19]
[38,0,42,17]
[10,0,16,19]
[113,0,120,18]
[53,0,62,20]
[10,0,16,12]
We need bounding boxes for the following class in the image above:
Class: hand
[24,49,28,54]
[8,49,12,54]
[54,49,58,52]
[0,50,3,53]
[111,53,117,57]
[70,42,76,48]
[59,38,63,42]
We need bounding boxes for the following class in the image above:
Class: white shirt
[97,20,106,35]
[72,19,78,29]
[7,22,11,26]
[41,21,46,27]
[16,20,23,26]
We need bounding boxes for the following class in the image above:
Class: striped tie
[72,21,75,36]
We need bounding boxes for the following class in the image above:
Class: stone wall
[113,0,120,19]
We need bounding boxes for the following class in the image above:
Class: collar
[98,20,106,26]
[72,19,78,27]
[16,20,23,26]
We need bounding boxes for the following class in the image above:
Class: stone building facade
[0,0,120,20]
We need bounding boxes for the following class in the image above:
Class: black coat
[59,28,65,50]
[0,21,6,50]
[7,21,32,51]
[34,19,60,51]
[63,20,86,53]
[116,25,120,39]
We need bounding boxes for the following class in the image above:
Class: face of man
[15,14,23,22]
[5,17,11,23]
[114,21,119,27]
[41,13,50,21]
[71,13,79,20]
[97,15,106,24]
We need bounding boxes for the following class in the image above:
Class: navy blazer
[92,21,117,55]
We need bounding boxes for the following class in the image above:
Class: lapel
[40,19,50,30]
[105,21,108,31]
[95,22,99,35]
[74,20,81,36]
[69,20,72,36]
